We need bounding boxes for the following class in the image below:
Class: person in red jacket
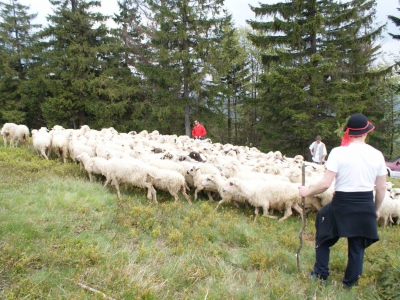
[192,119,207,140]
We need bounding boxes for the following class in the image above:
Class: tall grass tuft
[1,145,400,299]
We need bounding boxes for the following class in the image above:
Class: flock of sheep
[1,122,399,226]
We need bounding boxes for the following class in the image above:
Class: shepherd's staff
[296,162,307,273]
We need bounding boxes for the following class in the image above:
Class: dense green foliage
[0,0,41,124]
[247,0,392,158]
[0,0,399,157]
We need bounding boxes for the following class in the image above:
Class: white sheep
[1,123,30,147]
[201,174,248,210]
[146,167,192,204]
[378,192,399,228]
[102,157,157,203]
[51,126,69,164]
[186,165,217,201]
[32,127,52,160]
[68,135,95,163]
[222,177,303,222]
[76,152,108,182]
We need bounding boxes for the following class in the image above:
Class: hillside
[0,144,399,299]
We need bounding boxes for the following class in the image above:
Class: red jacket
[192,124,206,138]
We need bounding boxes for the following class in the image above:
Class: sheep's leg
[215,197,231,210]
[111,179,121,200]
[169,189,180,202]
[145,183,157,204]
[262,203,278,219]
[253,207,260,222]
[46,147,51,158]
[2,136,7,147]
[383,217,388,229]
[206,191,214,201]
[88,172,94,182]
[103,176,111,188]
[278,205,293,222]
[292,203,304,218]
[145,184,153,200]
[194,187,202,200]
[180,186,192,204]
[41,149,49,160]
[232,201,240,208]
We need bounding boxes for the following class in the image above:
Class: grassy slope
[0,145,399,299]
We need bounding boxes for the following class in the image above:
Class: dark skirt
[315,191,379,249]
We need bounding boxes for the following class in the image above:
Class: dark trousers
[314,236,365,286]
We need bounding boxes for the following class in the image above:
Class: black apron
[315,191,379,249]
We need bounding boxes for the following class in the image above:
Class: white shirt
[309,141,327,163]
[325,143,386,192]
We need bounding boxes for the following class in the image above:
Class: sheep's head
[222,179,238,193]
[189,151,203,162]
[187,166,200,175]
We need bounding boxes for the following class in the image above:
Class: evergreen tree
[388,7,400,40]
[247,0,386,157]
[0,0,40,123]
[34,0,138,130]
[132,0,228,136]
[209,20,251,144]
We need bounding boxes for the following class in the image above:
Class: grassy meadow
[1,143,400,299]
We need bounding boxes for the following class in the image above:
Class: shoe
[309,272,327,285]
[342,282,357,290]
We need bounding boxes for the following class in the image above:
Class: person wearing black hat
[309,135,327,164]
[299,113,386,288]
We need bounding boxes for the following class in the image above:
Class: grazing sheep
[201,174,248,210]
[146,168,192,204]
[51,127,69,164]
[68,136,95,163]
[76,152,108,182]
[378,193,399,228]
[222,177,303,222]
[17,125,30,146]
[32,127,52,160]
[0,123,30,147]
[102,157,157,203]
[186,166,217,201]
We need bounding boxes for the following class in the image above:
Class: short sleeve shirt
[325,143,386,192]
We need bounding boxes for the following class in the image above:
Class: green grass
[1,144,400,299]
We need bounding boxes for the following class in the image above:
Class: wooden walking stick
[296,162,307,273]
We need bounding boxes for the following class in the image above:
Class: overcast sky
[16,0,400,64]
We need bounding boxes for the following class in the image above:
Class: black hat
[344,113,375,136]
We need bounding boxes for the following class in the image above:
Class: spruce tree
[132,0,228,136]
[209,19,251,144]
[34,0,137,130]
[247,0,386,157]
[388,7,400,40]
[0,0,40,124]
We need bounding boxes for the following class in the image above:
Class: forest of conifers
[1,0,399,159]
